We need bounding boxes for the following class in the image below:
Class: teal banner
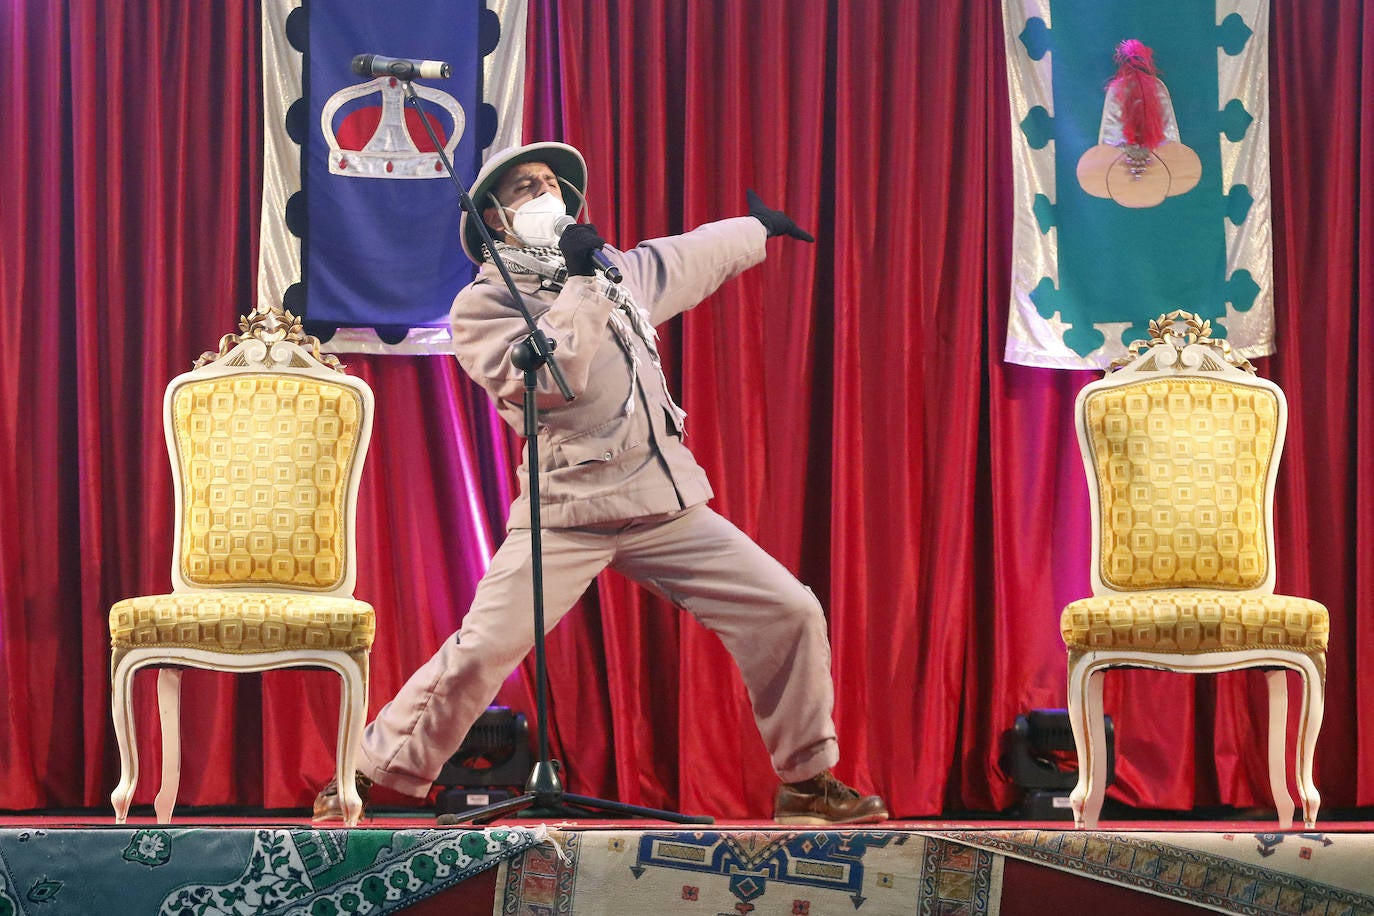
[1001,0,1273,368]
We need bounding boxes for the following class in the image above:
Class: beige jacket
[449,215,768,528]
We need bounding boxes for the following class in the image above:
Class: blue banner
[298,0,496,340]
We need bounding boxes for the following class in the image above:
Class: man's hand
[747,189,815,242]
[559,223,606,276]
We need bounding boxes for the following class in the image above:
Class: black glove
[558,223,606,277]
[747,189,815,242]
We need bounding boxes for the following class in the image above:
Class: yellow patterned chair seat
[1061,591,1328,654]
[1059,313,1328,833]
[110,305,376,827]
[110,593,375,653]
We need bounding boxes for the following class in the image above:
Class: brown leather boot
[774,770,889,825]
[312,772,373,823]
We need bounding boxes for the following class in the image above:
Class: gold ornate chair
[1060,312,1328,830]
[109,304,376,826]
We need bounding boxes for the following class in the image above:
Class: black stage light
[1000,708,1114,819]
[434,706,533,817]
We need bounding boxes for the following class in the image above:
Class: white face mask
[505,192,568,247]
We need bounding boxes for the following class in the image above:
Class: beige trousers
[358,503,840,796]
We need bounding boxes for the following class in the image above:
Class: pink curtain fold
[2,0,1372,818]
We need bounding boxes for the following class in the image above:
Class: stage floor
[2,811,1372,914]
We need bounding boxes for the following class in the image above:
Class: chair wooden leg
[1067,657,1102,829]
[1264,669,1295,830]
[110,658,139,823]
[154,668,183,823]
[1084,670,1108,829]
[1295,662,1324,829]
[334,654,369,827]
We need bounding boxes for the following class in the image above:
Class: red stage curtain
[1,0,1371,818]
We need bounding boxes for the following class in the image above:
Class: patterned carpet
[0,825,539,915]
[497,828,1003,914]
[945,828,1374,915]
[495,827,1374,915]
[2,823,1372,914]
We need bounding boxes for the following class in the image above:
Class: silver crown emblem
[321,77,465,179]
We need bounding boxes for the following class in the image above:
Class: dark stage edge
[1,814,1372,914]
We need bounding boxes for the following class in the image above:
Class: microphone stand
[400,80,712,825]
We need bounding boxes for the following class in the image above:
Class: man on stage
[314,141,887,825]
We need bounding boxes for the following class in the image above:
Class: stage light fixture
[434,706,533,817]
[1000,708,1115,820]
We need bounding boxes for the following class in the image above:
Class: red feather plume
[1109,39,1167,149]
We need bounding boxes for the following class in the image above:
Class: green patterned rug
[0,825,540,915]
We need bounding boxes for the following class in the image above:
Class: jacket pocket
[550,417,643,467]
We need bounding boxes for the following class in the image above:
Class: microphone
[350,54,452,81]
[553,216,623,284]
